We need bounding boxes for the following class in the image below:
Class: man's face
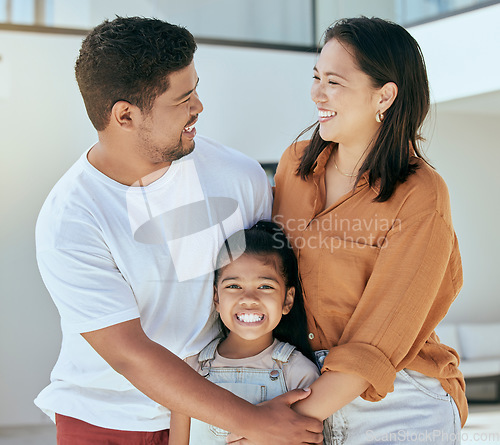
[137,61,203,164]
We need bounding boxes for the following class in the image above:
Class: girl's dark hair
[296,16,431,202]
[214,220,315,362]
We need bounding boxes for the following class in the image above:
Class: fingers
[305,431,324,444]
[226,429,323,445]
[272,387,312,406]
[225,439,252,444]
[225,433,245,443]
[304,418,324,438]
[228,391,323,445]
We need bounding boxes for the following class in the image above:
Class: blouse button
[308,333,315,340]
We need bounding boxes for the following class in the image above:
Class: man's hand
[226,388,323,445]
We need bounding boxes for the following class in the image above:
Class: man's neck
[87,141,171,187]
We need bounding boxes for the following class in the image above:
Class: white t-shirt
[34,135,272,431]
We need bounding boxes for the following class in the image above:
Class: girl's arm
[292,371,369,421]
[169,411,191,445]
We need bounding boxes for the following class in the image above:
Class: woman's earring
[376,111,384,123]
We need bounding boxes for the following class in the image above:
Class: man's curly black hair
[75,16,197,131]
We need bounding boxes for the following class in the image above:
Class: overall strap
[271,342,296,364]
[198,337,222,363]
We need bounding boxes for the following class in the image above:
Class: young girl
[169,221,320,445]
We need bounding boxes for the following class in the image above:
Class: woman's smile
[318,108,337,123]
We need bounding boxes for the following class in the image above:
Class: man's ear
[377,81,398,114]
[110,100,140,130]
[282,287,295,315]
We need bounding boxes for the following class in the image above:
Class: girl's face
[214,253,294,350]
[310,38,382,148]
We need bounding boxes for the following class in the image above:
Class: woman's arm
[292,371,369,421]
[169,411,191,445]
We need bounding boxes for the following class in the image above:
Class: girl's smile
[235,312,265,324]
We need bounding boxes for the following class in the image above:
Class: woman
[272,17,466,443]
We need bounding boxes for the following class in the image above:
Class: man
[35,16,322,444]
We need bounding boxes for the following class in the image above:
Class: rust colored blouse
[272,141,467,426]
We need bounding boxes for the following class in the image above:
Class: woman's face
[311,38,381,148]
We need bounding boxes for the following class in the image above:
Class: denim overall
[188,338,296,444]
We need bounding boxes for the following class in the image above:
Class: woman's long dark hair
[297,17,431,202]
[214,221,315,362]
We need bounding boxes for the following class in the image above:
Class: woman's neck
[334,142,369,176]
[322,142,369,210]
[217,333,274,359]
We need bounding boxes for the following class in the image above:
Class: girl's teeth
[184,125,194,132]
[237,313,264,323]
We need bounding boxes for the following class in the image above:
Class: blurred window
[1,0,498,47]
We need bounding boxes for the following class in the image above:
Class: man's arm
[169,411,191,445]
[81,318,323,445]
